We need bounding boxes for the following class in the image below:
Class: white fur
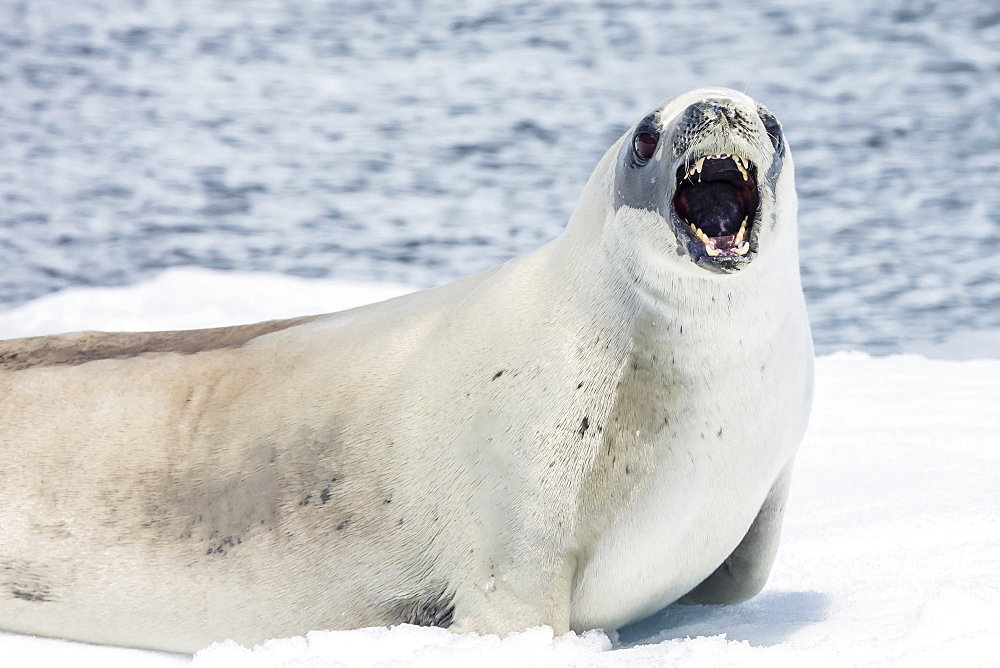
[0,88,812,653]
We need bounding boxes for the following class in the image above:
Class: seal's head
[611,88,792,274]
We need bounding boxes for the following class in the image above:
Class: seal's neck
[550,189,805,353]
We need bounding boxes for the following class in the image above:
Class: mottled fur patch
[2,561,57,604]
[140,442,285,554]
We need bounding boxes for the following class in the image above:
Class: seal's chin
[673,154,760,271]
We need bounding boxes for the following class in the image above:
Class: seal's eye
[633,132,658,161]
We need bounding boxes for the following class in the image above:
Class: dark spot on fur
[492,370,504,380]
[320,488,331,504]
[577,382,584,389]
[383,494,393,505]
[398,518,404,526]
[300,494,312,506]
[578,416,590,438]
[718,427,724,437]
[207,535,239,555]
[336,520,351,531]
[11,588,51,602]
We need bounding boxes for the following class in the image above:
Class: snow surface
[0,270,997,667]
[0,267,414,338]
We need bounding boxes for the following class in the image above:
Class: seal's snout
[659,94,786,273]
[668,99,768,270]
[674,99,762,155]
[686,100,738,124]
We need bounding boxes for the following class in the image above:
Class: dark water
[1,0,998,354]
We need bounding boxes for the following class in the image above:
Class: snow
[0,267,414,338]
[0,271,997,666]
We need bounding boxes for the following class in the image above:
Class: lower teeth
[703,240,750,257]
[693,217,751,257]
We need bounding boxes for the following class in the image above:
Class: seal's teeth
[735,241,750,255]
[690,224,710,243]
[695,157,706,174]
[734,159,749,182]
[705,245,722,257]
[735,217,748,243]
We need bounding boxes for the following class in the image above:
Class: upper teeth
[685,154,751,181]
[733,158,749,181]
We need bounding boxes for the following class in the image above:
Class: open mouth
[673,154,759,259]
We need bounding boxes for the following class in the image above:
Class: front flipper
[448,553,577,636]
[679,460,794,605]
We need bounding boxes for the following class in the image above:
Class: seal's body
[0,88,812,653]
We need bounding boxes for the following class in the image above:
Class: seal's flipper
[677,460,794,606]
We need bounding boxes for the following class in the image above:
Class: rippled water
[1,0,998,354]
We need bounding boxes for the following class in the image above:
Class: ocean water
[1,0,998,354]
